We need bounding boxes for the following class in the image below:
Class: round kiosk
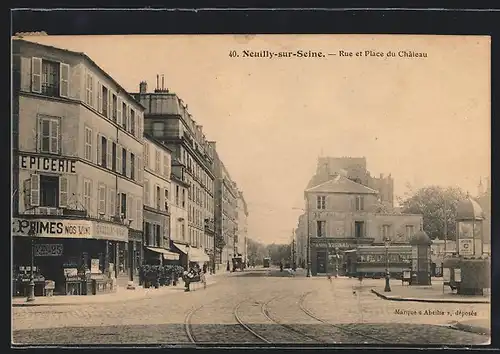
[443,197,490,295]
[409,230,432,286]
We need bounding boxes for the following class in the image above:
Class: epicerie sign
[19,155,76,174]
[12,218,92,238]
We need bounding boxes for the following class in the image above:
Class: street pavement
[12,267,490,346]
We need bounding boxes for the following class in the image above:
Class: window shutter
[144,180,149,207]
[97,82,102,113]
[59,176,69,207]
[23,179,31,209]
[109,90,113,119]
[30,174,40,207]
[126,150,131,177]
[117,97,122,126]
[136,198,142,229]
[163,154,168,177]
[116,144,122,172]
[59,63,70,97]
[31,57,42,93]
[137,157,142,182]
[106,138,113,169]
[128,196,134,222]
[117,192,122,217]
[50,119,60,154]
[96,134,102,165]
[109,188,116,216]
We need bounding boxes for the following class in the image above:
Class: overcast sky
[21,34,490,244]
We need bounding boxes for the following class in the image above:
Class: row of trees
[246,238,292,265]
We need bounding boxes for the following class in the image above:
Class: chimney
[139,81,147,94]
[161,74,165,91]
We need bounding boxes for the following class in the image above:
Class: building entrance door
[317,251,327,273]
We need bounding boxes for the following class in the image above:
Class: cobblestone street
[12,269,490,346]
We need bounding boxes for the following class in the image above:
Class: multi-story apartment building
[12,39,144,293]
[299,159,422,276]
[169,161,189,266]
[132,78,213,267]
[236,191,249,263]
[210,143,239,269]
[142,134,179,264]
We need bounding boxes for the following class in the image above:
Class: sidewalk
[449,318,491,336]
[371,279,490,304]
[12,278,217,307]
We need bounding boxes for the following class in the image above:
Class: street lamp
[384,237,391,292]
[26,228,36,302]
[334,247,339,278]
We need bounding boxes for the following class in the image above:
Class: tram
[344,245,412,278]
[263,257,271,268]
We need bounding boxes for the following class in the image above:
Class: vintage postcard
[11,33,490,346]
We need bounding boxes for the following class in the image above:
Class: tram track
[298,290,391,344]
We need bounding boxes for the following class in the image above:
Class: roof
[305,174,378,194]
[12,39,145,111]
[456,197,484,220]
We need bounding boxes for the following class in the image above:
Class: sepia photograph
[11,33,491,346]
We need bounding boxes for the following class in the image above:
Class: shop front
[310,237,373,276]
[12,217,129,296]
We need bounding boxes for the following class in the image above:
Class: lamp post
[384,237,391,292]
[26,228,36,302]
[305,200,311,277]
[335,247,339,278]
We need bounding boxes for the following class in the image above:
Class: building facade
[142,134,179,264]
[210,143,239,269]
[12,39,144,293]
[132,79,212,267]
[236,191,249,263]
[300,164,422,276]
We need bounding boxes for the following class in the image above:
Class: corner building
[12,39,144,294]
[132,79,213,268]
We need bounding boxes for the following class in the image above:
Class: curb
[449,322,491,336]
[370,289,490,304]
[13,281,218,307]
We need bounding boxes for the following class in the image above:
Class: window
[39,116,60,154]
[32,58,69,97]
[153,122,164,137]
[109,188,116,216]
[117,97,122,126]
[144,144,150,169]
[28,174,66,208]
[316,195,326,210]
[102,86,109,117]
[405,225,415,238]
[130,109,135,135]
[155,224,161,247]
[136,199,142,230]
[112,142,117,171]
[83,179,92,213]
[181,223,185,240]
[98,184,106,214]
[144,180,150,207]
[130,153,135,180]
[145,222,151,246]
[355,221,364,238]
[122,102,128,130]
[155,150,161,173]
[137,157,143,183]
[182,188,186,208]
[316,220,326,237]
[116,144,122,173]
[119,193,127,219]
[85,72,93,106]
[112,94,117,122]
[84,127,92,161]
[176,185,180,206]
[382,225,391,238]
[355,195,365,211]
[100,136,107,168]
[122,148,127,176]
[41,60,58,96]
[155,185,161,210]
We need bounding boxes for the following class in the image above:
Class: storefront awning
[172,242,189,255]
[146,247,179,260]
[188,247,210,263]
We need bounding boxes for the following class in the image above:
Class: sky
[19,34,491,245]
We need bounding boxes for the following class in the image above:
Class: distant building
[298,157,422,276]
[210,142,239,269]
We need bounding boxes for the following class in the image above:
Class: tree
[372,200,398,214]
[266,243,292,263]
[398,185,468,240]
[247,238,267,265]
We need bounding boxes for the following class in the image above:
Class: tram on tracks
[263,257,271,268]
[344,245,412,279]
